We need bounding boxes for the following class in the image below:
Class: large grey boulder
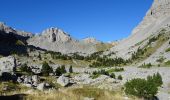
[37,82,45,91]
[57,75,70,87]
[0,56,16,76]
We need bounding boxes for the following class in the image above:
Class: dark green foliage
[89,57,128,68]
[139,63,152,68]
[42,61,53,76]
[55,65,67,76]
[165,48,170,52]
[38,53,42,60]
[20,63,32,74]
[110,73,115,79]
[46,50,128,68]
[156,57,165,63]
[165,60,170,65]
[92,69,109,76]
[148,37,157,45]
[55,67,62,76]
[114,68,124,72]
[117,75,123,80]
[124,73,163,99]
[131,48,146,60]
[20,63,28,72]
[61,65,67,73]
[147,73,163,87]
[69,65,73,73]
[46,51,71,60]
[71,53,84,60]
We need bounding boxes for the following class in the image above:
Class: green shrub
[147,73,163,87]
[69,65,73,73]
[110,73,116,79]
[91,69,109,79]
[61,65,67,73]
[55,65,67,76]
[139,63,152,68]
[42,61,53,76]
[165,60,170,65]
[20,63,32,74]
[148,37,157,45]
[118,75,123,80]
[156,57,165,63]
[165,48,170,52]
[124,73,162,99]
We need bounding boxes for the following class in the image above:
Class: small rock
[17,77,23,83]
[84,97,95,100]
[24,84,32,88]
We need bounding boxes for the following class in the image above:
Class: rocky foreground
[0,56,170,100]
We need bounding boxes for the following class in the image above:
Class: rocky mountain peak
[148,0,170,18]
[0,22,32,37]
[0,22,16,33]
[42,27,71,42]
[82,37,100,44]
[132,0,170,35]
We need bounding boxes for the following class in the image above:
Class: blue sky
[0,0,153,42]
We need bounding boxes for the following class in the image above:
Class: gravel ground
[72,66,170,100]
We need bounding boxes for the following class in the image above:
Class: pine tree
[69,65,73,73]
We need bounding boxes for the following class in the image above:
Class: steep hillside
[107,0,170,61]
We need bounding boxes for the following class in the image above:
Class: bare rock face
[0,22,15,33]
[0,56,16,76]
[28,27,98,54]
[82,37,100,44]
[42,27,71,43]
[108,0,170,59]
[0,22,32,37]
[57,75,70,87]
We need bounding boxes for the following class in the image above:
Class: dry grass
[0,82,141,100]
[25,87,125,100]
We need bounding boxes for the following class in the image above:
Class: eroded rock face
[0,22,32,37]
[42,27,71,43]
[37,82,45,91]
[108,0,170,59]
[57,75,70,87]
[0,56,16,76]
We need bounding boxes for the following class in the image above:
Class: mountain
[27,27,111,55]
[0,23,32,56]
[0,22,32,37]
[82,37,100,44]
[107,0,170,62]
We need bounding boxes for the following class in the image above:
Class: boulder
[24,76,32,84]
[32,75,40,83]
[0,56,16,76]
[37,82,45,91]
[24,84,32,88]
[17,77,23,83]
[57,75,70,87]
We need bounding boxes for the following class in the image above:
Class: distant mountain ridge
[0,22,112,55]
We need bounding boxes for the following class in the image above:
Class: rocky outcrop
[0,56,16,76]
[0,22,32,37]
[57,75,70,87]
[42,27,71,42]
